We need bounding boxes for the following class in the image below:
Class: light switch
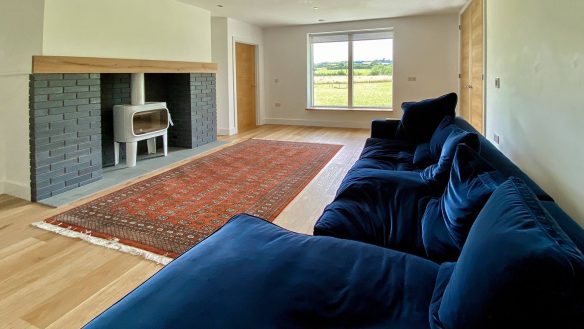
[495,78,501,89]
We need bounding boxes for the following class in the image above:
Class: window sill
[306,107,393,112]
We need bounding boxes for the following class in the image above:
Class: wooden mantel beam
[32,56,218,74]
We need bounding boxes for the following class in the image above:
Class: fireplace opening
[100,73,190,168]
[110,73,172,167]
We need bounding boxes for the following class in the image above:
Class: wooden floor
[0,125,369,328]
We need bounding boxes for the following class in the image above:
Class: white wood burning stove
[113,73,173,167]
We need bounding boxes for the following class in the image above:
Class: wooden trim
[32,56,217,74]
[306,107,393,112]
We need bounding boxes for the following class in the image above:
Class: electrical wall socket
[275,102,281,107]
[408,77,417,82]
[495,78,501,89]
[493,133,500,145]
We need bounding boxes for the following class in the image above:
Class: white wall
[486,0,584,224]
[0,0,45,199]
[263,15,459,128]
[0,0,213,200]
[212,17,265,135]
[43,0,212,62]
[211,18,231,135]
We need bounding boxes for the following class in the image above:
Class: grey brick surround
[29,72,217,201]
[146,73,217,148]
[29,74,102,201]
[100,74,131,167]
[188,73,217,147]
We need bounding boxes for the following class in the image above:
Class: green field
[314,81,393,108]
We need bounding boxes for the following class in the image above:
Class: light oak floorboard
[0,125,369,328]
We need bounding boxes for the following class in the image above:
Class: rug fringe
[31,221,172,265]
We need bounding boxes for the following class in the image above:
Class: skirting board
[218,127,237,136]
[263,118,370,129]
[0,180,31,201]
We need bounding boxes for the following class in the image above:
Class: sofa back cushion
[400,93,457,143]
[419,130,480,188]
[421,144,502,262]
[413,116,455,167]
[413,143,433,167]
[428,116,457,160]
[430,177,584,329]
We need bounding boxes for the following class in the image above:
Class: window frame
[307,28,394,111]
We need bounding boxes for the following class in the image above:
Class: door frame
[458,0,486,134]
[232,38,260,134]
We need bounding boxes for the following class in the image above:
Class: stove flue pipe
[131,73,146,105]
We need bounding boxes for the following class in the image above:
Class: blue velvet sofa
[85,94,584,329]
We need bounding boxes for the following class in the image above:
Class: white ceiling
[179,0,467,27]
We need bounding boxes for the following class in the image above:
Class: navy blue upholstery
[315,169,431,257]
[430,178,584,329]
[541,201,584,252]
[85,214,438,329]
[421,144,503,262]
[400,93,458,143]
[351,138,416,172]
[371,119,401,140]
[453,117,552,200]
[86,114,584,328]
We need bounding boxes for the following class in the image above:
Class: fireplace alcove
[100,73,210,168]
[29,56,218,202]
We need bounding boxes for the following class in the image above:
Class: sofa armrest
[371,119,401,139]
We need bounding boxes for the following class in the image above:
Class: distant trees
[314,60,393,76]
[370,64,393,76]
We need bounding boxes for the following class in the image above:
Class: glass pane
[352,38,393,108]
[133,109,168,135]
[312,41,348,107]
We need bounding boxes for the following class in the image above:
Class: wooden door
[460,8,471,122]
[460,0,484,134]
[236,43,257,132]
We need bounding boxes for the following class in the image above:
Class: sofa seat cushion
[314,169,432,257]
[350,157,418,172]
[85,214,439,329]
[430,178,584,329]
[400,92,458,143]
[356,138,416,169]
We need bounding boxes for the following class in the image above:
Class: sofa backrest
[541,201,584,254]
[453,117,584,254]
[453,117,552,201]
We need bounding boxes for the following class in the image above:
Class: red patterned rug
[33,139,341,263]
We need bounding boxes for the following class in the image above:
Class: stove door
[132,109,169,135]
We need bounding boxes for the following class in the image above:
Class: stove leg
[147,138,157,154]
[126,141,137,167]
[114,142,120,166]
[163,133,168,157]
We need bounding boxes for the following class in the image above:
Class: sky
[313,39,393,63]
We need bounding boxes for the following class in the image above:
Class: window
[309,29,394,110]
